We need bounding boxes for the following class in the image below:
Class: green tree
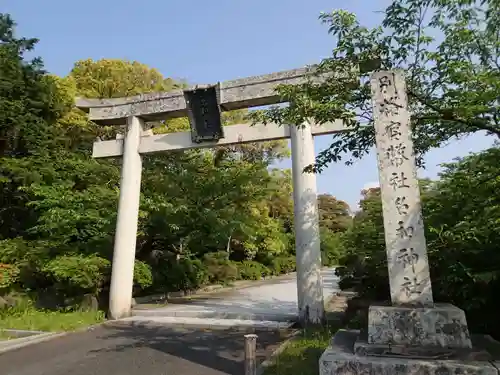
[336,146,500,337]
[267,169,294,224]
[70,59,184,98]
[0,13,73,240]
[0,14,117,305]
[0,19,300,308]
[251,0,499,170]
[335,187,388,299]
[0,45,159,303]
[0,14,69,158]
[423,146,500,337]
[317,194,352,232]
[68,58,296,291]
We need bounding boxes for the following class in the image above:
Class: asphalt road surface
[0,269,338,375]
[0,322,293,375]
[131,268,339,323]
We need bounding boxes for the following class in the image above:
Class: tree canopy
[336,145,500,337]
[251,0,499,171]
[317,194,352,232]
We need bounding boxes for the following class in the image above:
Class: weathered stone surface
[76,67,314,109]
[370,70,433,306]
[78,294,99,312]
[92,121,347,159]
[318,68,489,375]
[320,330,497,375]
[354,340,491,361]
[368,304,472,349]
[493,362,500,373]
[76,66,328,125]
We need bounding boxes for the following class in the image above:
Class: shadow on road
[0,270,339,375]
[0,323,294,375]
[90,323,294,375]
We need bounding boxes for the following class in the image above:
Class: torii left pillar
[108,116,144,319]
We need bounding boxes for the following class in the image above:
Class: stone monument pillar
[319,70,497,374]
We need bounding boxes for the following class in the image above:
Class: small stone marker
[244,334,257,375]
[370,70,433,306]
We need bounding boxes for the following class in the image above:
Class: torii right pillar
[290,121,325,325]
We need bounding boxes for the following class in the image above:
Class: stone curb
[0,331,67,355]
[256,329,303,375]
[0,320,118,356]
[131,308,298,322]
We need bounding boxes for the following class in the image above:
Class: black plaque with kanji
[184,85,224,143]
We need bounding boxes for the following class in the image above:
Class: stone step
[121,316,295,330]
[131,307,298,323]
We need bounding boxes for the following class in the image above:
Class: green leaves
[70,59,185,99]
[133,260,153,289]
[252,0,499,171]
[337,146,500,336]
[0,263,20,290]
[0,15,357,308]
[317,194,352,232]
[42,255,110,293]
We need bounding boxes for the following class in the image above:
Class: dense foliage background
[1,0,499,341]
[0,14,351,311]
[336,146,500,338]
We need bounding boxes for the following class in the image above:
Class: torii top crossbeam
[75,65,347,158]
[75,66,320,125]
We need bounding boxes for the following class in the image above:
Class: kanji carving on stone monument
[370,70,434,306]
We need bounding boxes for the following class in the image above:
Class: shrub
[133,260,153,290]
[336,147,500,339]
[176,258,209,291]
[238,260,270,280]
[0,263,20,291]
[41,255,110,295]
[269,256,296,275]
[151,257,209,293]
[320,228,346,267]
[203,252,239,284]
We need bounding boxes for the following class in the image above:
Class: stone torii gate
[76,67,347,323]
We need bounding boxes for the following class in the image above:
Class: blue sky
[3,0,495,210]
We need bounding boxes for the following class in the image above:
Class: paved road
[0,323,293,375]
[0,269,339,375]
[131,268,339,324]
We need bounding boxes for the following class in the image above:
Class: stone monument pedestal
[319,303,498,375]
[320,329,498,375]
[366,303,472,349]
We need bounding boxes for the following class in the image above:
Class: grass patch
[263,322,339,375]
[0,309,105,332]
